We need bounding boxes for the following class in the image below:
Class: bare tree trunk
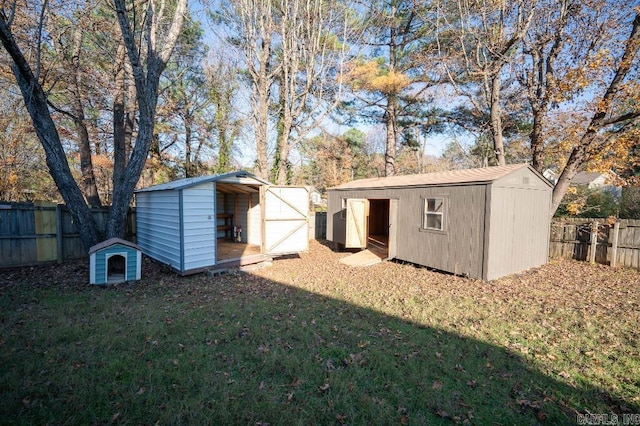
[71,95,102,207]
[489,73,506,166]
[241,0,276,180]
[530,109,545,172]
[255,76,270,178]
[184,116,194,177]
[274,72,294,184]
[527,44,546,172]
[125,58,136,158]
[275,119,292,184]
[0,19,100,249]
[107,0,187,238]
[524,0,573,173]
[384,95,397,176]
[113,43,127,203]
[70,23,101,207]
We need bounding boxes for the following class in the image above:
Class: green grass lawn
[1,241,638,425]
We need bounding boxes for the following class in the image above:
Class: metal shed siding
[136,190,182,269]
[485,171,551,280]
[181,183,216,271]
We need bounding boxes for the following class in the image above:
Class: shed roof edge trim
[328,164,553,190]
[135,170,271,193]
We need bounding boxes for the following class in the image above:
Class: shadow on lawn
[0,259,637,425]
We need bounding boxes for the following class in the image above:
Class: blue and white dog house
[89,238,141,285]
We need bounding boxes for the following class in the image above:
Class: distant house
[307,186,323,206]
[544,170,621,198]
[327,164,553,281]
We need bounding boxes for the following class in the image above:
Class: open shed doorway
[341,198,397,267]
[215,181,262,264]
[368,199,397,260]
[368,199,389,251]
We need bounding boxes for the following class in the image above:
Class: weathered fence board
[315,212,327,239]
[550,218,640,269]
[0,202,135,268]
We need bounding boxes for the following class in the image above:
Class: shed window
[341,198,347,219]
[422,198,444,231]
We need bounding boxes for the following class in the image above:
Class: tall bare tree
[270,0,350,184]
[214,0,277,178]
[47,7,103,207]
[436,0,536,166]
[515,1,640,215]
[0,0,187,248]
[215,0,352,183]
[519,0,575,171]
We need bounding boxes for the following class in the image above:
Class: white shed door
[345,198,367,249]
[264,186,309,255]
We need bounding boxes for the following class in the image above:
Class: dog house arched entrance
[106,253,127,283]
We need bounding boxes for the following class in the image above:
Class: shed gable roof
[135,171,271,193]
[330,164,549,190]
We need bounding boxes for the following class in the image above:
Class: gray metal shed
[135,171,309,274]
[327,164,552,280]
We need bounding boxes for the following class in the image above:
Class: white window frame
[422,197,445,231]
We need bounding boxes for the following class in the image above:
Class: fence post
[56,204,63,264]
[589,221,598,264]
[610,221,620,267]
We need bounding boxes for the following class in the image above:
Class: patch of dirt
[250,240,640,319]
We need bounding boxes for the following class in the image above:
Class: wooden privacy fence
[314,212,327,239]
[4,204,638,270]
[550,218,640,268]
[0,202,136,268]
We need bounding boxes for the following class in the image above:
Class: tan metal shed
[327,164,553,280]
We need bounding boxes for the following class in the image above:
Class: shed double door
[262,186,309,255]
[345,198,398,259]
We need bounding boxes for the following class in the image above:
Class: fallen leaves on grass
[1,240,639,423]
